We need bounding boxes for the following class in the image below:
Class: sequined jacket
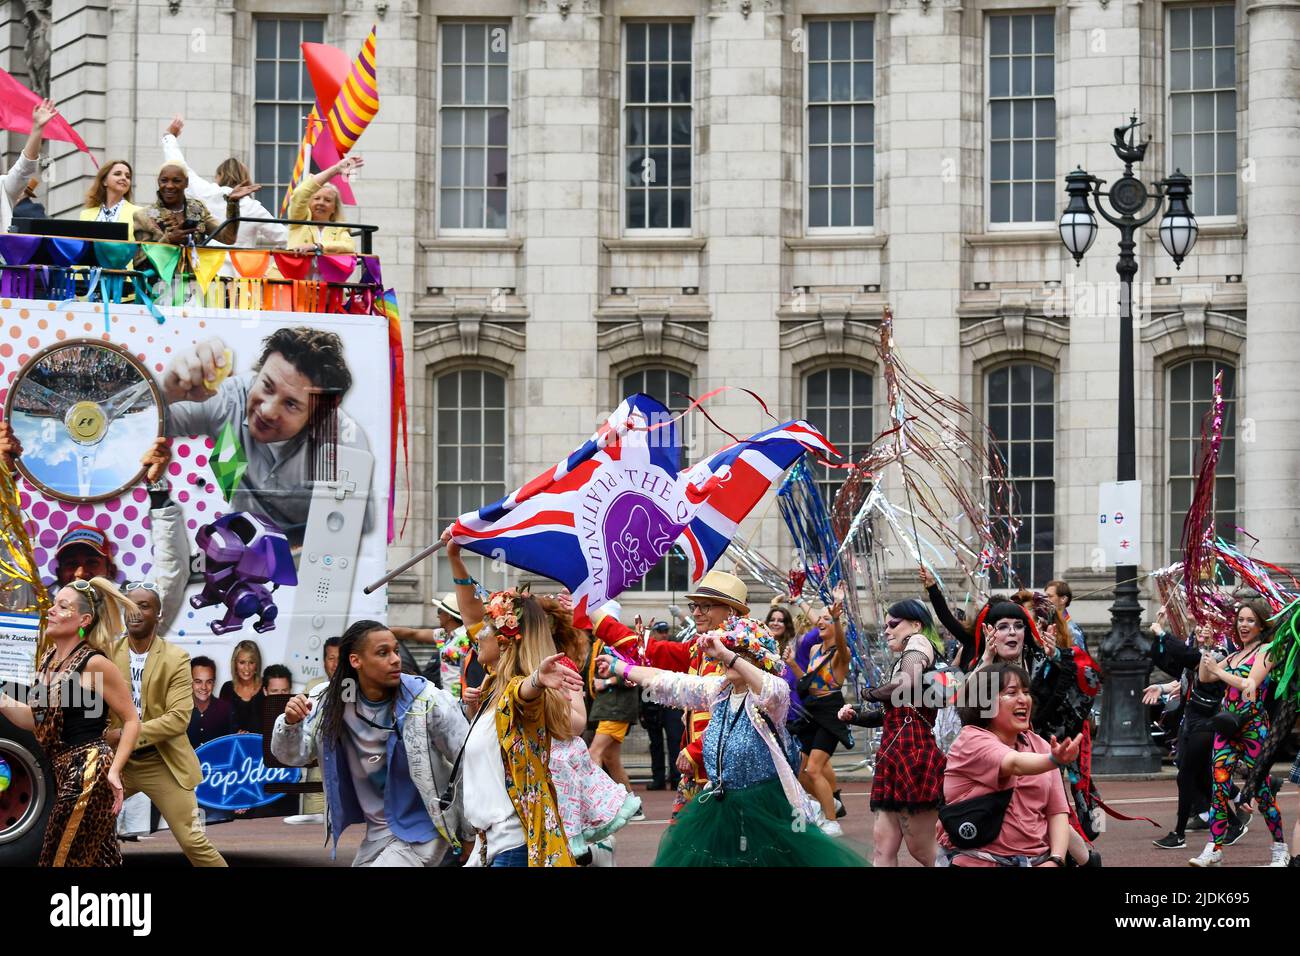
[592,612,722,785]
[638,668,817,820]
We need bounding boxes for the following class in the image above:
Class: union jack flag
[676,421,840,585]
[449,398,837,626]
[450,395,681,626]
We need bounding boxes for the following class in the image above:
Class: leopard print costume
[32,642,122,867]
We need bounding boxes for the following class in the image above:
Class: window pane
[1192,6,1213,45]
[991,100,1011,139]
[441,24,510,230]
[989,363,1054,585]
[807,19,874,231]
[805,367,872,504]
[989,14,1055,224]
[649,23,670,60]
[1167,360,1237,560]
[464,24,486,60]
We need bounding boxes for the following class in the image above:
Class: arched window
[620,367,690,592]
[987,363,1054,587]
[434,369,507,589]
[803,367,873,506]
[1168,359,1236,561]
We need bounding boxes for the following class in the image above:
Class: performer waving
[597,618,867,867]
[786,584,853,835]
[1189,599,1288,867]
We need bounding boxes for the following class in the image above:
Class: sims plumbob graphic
[4,340,164,502]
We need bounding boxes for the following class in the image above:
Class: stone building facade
[3,0,1298,633]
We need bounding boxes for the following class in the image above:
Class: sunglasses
[69,578,99,603]
[124,581,161,594]
[688,602,722,613]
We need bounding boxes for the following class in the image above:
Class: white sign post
[1098,481,1142,567]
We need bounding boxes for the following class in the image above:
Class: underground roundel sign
[195,734,302,811]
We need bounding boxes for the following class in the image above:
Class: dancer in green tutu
[597,617,868,867]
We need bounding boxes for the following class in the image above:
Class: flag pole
[363,538,446,594]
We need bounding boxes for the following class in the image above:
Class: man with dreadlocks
[272,620,470,866]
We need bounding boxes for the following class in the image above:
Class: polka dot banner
[0,297,391,690]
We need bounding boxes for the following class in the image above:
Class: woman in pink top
[939,662,1081,867]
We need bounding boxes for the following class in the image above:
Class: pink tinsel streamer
[1181,370,1224,627]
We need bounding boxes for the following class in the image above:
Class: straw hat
[432,592,462,622]
[684,570,750,616]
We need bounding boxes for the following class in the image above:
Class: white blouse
[461,709,525,863]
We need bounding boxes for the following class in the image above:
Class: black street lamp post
[1058,117,1199,774]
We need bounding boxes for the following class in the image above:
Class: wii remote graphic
[282,444,375,688]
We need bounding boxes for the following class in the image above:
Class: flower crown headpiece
[691,616,784,674]
[485,586,529,640]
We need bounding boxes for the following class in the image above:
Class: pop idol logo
[195,734,302,811]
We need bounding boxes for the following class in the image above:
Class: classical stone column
[1242,0,1300,567]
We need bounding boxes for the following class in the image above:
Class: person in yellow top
[286,155,364,255]
[79,159,142,240]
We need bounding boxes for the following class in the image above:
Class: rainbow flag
[379,287,409,542]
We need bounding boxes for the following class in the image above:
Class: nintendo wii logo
[49,887,151,936]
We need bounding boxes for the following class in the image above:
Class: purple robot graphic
[190,512,298,635]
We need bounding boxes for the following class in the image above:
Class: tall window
[1169,4,1236,217]
[1168,360,1236,561]
[439,23,510,231]
[624,22,692,231]
[435,370,507,588]
[621,368,690,592]
[806,19,875,230]
[988,13,1055,225]
[254,18,325,214]
[803,368,873,507]
[987,364,1054,586]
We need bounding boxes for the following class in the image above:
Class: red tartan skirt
[869,705,946,813]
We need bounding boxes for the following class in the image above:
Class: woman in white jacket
[2,99,56,233]
[160,115,287,248]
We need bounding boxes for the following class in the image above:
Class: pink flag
[305,127,357,206]
[0,69,97,165]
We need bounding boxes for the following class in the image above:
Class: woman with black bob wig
[839,597,947,866]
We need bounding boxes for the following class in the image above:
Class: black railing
[204,216,379,255]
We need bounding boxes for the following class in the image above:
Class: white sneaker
[819,820,844,837]
[1270,842,1291,867]
[1188,842,1222,867]
[283,813,324,826]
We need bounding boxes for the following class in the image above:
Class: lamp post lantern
[1057,116,1199,774]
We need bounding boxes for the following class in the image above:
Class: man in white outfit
[160,114,288,248]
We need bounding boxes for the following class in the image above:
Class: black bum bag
[938,789,1015,849]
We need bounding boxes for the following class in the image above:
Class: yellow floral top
[494,675,575,867]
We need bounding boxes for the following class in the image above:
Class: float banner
[195,733,303,811]
[0,296,390,691]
